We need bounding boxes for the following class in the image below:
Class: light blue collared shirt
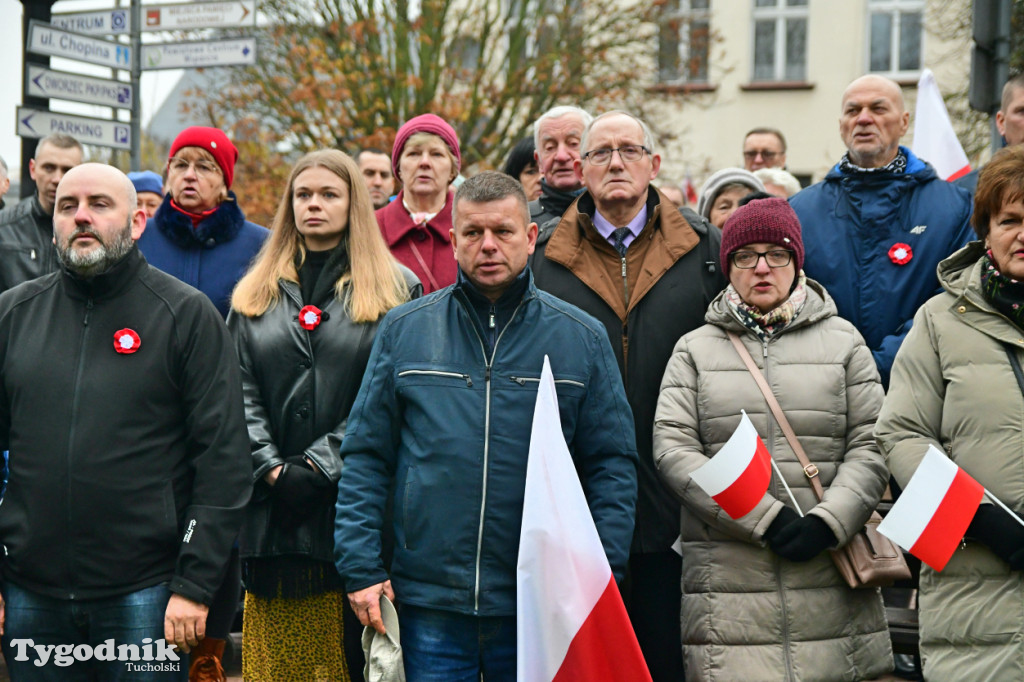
[593,205,647,253]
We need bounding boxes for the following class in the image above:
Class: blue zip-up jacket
[789,147,973,386]
[334,269,638,617]
[139,193,269,318]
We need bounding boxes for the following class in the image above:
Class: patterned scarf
[725,274,808,342]
[838,148,907,175]
[980,250,1024,331]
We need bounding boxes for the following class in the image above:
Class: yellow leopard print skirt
[242,589,350,681]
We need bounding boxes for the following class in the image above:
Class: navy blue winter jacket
[789,147,973,385]
[334,270,638,617]
[139,194,268,318]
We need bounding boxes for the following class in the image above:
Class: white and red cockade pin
[889,243,913,265]
[113,328,141,354]
[298,305,323,331]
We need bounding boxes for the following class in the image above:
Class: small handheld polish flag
[877,445,984,572]
[689,411,772,519]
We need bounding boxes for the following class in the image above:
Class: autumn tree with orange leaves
[207,0,667,171]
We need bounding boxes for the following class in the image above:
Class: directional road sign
[143,2,256,31]
[141,38,257,70]
[17,107,132,151]
[27,20,132,70]
[27,66,133,110]
[50,9,130,36]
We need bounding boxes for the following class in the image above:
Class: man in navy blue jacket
[335,171,637,681]
[790,75,973,387]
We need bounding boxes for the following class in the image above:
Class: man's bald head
[53,164,146,278]
[839,75,910,168]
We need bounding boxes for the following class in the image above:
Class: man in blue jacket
[790,75,973,387]
[335,171,637,681]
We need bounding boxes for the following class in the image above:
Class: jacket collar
[826,146,933,182]
[378,190,454,246]
[152,192,247,248]
[537,180,584,217]
[60,245,146,301]
[705,275,836,335]
[936,240,1024,344]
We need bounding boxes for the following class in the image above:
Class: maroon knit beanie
[168,126,238,189]
[391,114,462,179]
[720,197,804,274]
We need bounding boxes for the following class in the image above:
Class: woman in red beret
[375,114,462,293]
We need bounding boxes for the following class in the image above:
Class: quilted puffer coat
[654,279,892,682]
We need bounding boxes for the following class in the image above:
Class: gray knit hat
[696,168,765,220]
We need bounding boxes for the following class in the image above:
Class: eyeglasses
[169,158,221,176]
[582,145,650,165]
[730,249,793,269]
[742,150,781,162]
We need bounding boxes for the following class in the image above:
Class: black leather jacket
[228,266,421,563]
[0,196,58,294]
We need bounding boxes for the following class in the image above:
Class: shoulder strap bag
[726,331,910,589]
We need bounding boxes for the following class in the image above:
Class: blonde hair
[231,149,410,322]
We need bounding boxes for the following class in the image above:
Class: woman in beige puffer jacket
[876,146,1024,681]
[654,197,893,682]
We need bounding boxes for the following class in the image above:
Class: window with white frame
[752,0,807,82]
[868,0,923,75]
[659,0,712,84]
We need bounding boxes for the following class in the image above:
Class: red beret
[168,126,238,189]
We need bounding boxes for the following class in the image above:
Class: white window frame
[750,0,808,83]
[866,0,924,78]
[658,0,712,84]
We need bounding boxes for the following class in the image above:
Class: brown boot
[188,637,226,682]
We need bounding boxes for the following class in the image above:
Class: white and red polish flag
[877,445,984,572]
[911,69,972,182]
[517,356,650,682]
[689,411,772,519]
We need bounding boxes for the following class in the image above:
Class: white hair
[753,167,802,197]
[533,106,593,149]
[581,111,656,155]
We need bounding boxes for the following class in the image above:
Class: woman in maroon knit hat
[653,196,894,681]
[376,114,462,293]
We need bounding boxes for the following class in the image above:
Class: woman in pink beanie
[376,114,462,293]
[653,196,894,680]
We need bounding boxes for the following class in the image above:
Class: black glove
[767,512,837,562]
[967,504,1024,570]
[764,506,799,547]
[273,457,334,524]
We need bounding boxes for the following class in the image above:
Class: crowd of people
[0,69,1020,682]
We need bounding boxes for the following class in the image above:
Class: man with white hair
[0,163,250,679]
[532,110,725,681]
[529,105,593,232]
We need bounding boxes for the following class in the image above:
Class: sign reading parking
[141,38,257,70]
[27,21,132,70]
[144,2,256,31]
[27,66,133,110]
[17,107,132,151]
[51,9,130,36]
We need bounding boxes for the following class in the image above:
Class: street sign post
[50,9,131,36]
[143,1,256,31]
[141,37,257,70]
[26,65,133,110]
[27,20,132,70]
[16,107,132,151]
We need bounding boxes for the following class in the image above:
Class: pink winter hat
[391,114,462,178]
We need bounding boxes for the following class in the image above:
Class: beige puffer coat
[876,241,1024,681]
[654,279,893,682]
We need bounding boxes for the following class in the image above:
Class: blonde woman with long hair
[228,149,421,680]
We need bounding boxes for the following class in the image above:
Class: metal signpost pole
[130,0,142,171]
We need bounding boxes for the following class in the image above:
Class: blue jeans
[400,604,516,682]
[1,581,187,681]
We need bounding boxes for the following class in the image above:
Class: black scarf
[980,250,1024,331]
[297,239,351,306]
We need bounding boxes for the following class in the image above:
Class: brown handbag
[726,331,911,589]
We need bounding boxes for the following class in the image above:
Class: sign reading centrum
[50,9,130,36]
[27,20,132,70]
[16,107,132,151]
[26,66,133,110]
[141,38,257,70]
